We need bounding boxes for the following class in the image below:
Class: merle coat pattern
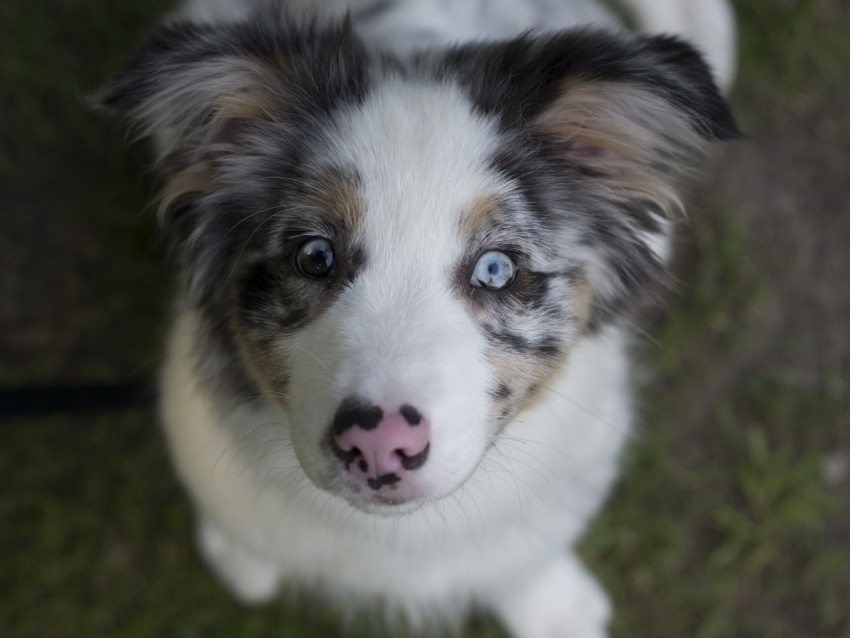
[99,0,738,635]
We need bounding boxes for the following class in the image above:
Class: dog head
[99,11,738,512]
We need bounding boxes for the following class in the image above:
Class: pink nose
[332,403,430,490]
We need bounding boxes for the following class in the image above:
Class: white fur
[494,553,613,638]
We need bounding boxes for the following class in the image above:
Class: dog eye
[470,251,516,290]
[296,238,335,277]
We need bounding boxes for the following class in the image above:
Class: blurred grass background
[1,0,848,636]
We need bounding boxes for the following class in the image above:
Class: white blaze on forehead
[286,80,507,502]
[328,78,505,273]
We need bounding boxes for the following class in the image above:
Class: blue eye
[470,251,516,290]
[296,238,335,277]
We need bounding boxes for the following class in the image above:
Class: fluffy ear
[445,31,739,324]
[95,15,368,213]
[96,22,284,163]
[530,32,739,215]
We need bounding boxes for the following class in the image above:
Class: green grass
[735,0,850,107]
[2,0,849,636]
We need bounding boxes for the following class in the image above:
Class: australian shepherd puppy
[99,0,739,635]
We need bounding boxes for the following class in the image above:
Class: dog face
[233,79,596,509]
[100,12,737,512]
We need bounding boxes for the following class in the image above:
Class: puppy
[99,0,738,635]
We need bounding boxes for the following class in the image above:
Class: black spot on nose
[367,473,401,491]
[399,404,422,425]
[332,397,383,435]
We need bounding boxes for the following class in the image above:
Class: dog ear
[445,31,740,325]
[95,15,369,305]
[95,21,290,163]
[529,32,739,214]
[95,15,368,200]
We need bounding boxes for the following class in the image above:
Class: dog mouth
[366,492,418,508]
[339,475,428,512]
[314,459,437,514]
[330,484,427,516]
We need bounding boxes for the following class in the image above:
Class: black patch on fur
[487,146,557,224]
[483,325,562,359]
[399,404,422,426]
[238,261,279,318]
[490,384,512,401]
[332,398,384,435]
[238,260,312,334]
[533,336,562,358]
[236,258,322,338]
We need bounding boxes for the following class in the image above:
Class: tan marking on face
[230,320,293,406]
[513,346,573,417]
[158,162,213,220]
[307,171,365,231]
[487,276,594,427]
[513,275,597,414]
[463,195,504,238]
[489,341,573,431]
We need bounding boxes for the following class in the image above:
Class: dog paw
[196,516,282,604]
[491,552,611,638]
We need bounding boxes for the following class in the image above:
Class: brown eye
[296,238,335,277]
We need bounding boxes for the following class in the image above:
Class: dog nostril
[331,439,362,467]
[397,443,430,470]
